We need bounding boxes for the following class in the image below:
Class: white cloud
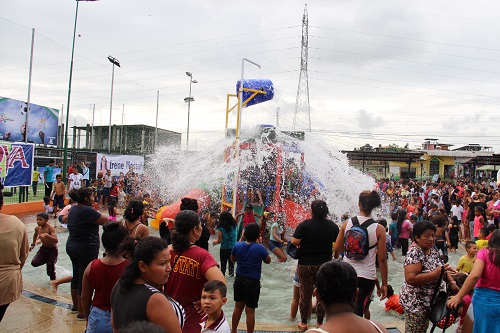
[2,0,500,151]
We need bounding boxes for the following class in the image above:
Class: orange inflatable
[160,188,211,220]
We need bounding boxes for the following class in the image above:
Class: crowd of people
[1,168,500,333]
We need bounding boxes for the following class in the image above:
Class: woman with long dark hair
[291,200,339,331]
[180,198,210,251]
[213,211,237,277]
[334,190,388,318]
[122,200,149,238]
[448,229,500,332]
[82,223,129,333]
[110,237,183,333]
[396,209,412,256]
[165,210,225,333]
[305,260,389,333]
[66,187,109,320]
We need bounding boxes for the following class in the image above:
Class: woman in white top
[334,190,388,317]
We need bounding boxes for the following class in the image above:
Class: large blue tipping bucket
[236,79,274,107]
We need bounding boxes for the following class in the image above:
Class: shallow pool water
[20,214,464,325]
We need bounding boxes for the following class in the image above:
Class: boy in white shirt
[450,198,464,242]
[200,280,230,333]
[67,168,83,191]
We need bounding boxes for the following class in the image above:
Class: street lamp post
[107,56,120,153]
[184,72,197,152]
[62,0,96,182]
[62,1,80,182]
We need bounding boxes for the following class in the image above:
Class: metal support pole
[231,58,261,216]
[108,64,115,153]
[187,80,192,151]
[63,0,79,182]
[90,104,95,151]
[25,28,35,143]
[120,103,124,154]
[155,90,159,148]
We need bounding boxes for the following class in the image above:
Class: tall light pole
[63,0,97,182]
[184,72,197,151]
[155,90,159,148]
[231,58,261,216]
[90,103,95,151]
[107,55,120,153]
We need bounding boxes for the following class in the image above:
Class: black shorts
[233,275,261,308]
[53,194,65,209]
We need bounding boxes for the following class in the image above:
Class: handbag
[286,242,301,259]
[428,266,459,333]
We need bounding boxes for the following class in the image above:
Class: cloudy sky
[2,0,500,151]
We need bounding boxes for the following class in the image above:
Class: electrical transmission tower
[293,4,311,132]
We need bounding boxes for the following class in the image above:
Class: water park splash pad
[147,129,374,227]
[16,78,429,330]
[147,78,374,228]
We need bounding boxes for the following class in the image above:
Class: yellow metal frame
[222,88,267,211]
[225,88,267,138]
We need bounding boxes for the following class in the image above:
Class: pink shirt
[487,200,500,219]
[399,220,412,239]
[476,248,500,291]
[473,215,483,238]
[57,204,72,217]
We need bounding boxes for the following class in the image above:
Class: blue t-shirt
[389,221,398,238]
[231,242,268,280]
[45,165,55,182]
[217,225,237,250]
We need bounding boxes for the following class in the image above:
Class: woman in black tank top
[110,237,184,333]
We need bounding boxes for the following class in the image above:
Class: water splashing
[146,126,374,222]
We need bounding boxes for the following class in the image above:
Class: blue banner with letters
[0,142,35,186]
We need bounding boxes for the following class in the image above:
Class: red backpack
[344,216,378,261]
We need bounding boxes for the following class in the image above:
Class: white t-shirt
[68,173,83,190]
[450,205,464,221]
[343,215,379,280]
[200,313,230,333]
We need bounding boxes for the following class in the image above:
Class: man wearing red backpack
[334,190,389,317]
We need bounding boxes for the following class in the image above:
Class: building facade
[72,124,181,155]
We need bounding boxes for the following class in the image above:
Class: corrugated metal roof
[412,150,493,158]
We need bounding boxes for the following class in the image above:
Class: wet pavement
[0,211,405,333]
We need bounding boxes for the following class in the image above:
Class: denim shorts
[86,306,112,333]
[293,271,300,287]
[267,240,282,251]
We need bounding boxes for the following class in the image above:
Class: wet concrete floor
[0,211,405,333]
